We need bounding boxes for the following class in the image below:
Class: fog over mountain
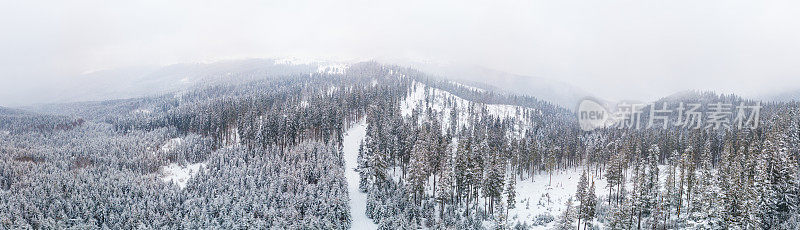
[9,58,595,109]
[10,59,318,106]
[394,60,594,109]
[2,0,800,106]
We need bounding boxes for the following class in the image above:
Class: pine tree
[583,182,597,230]
[555,197,576,230]
[643,144,660,226]
[608,203,630,230]
[677,145,696,218]
[436,155,454,220]
[576,169,589,229]
[606,150,625,205]
[742,141,763,229]
[482,154,505,215]
[505,173,516,215]
[357,137,371,192]
[717,141,742,228]
[691,139,721,228]
[408,146,428,204]
[663,150,679,228]
[631,149,646,229]
[757,133,799,229]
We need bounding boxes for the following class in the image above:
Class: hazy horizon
[2,0,800,106]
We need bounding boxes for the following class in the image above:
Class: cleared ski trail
[343,118,377,229]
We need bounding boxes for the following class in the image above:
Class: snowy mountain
[14,59,339,106]
[395,61,594,110]
[10,58,592,114]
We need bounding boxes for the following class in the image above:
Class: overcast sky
[1,0,799,106]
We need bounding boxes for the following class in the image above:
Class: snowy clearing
[160,162,206,189]
[507,168,607,229]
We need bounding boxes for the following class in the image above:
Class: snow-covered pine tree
[357,137,371,192]
[680,145,696,219]
[717,140,742,228]
[555,197,576,230]
[482,154,505,215]
[606,149,626,206]
[409,136,429,204]
[632,148,647,229]
[757,130,799,229]
[689,139,720,227]
[505,172,516,219]
[436,154,454,220]
[608,199,631,230]
[583,182,597,230]
[741,141,763,229]
[663,150,679,227]
[644,144,660,222]
[576,169,588,229]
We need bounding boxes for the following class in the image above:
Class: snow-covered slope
[401,81,538,137]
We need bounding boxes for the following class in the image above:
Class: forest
[1,62,798,229]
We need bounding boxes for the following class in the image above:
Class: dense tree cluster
[1,62,410,229]
[1,61,798,229]
[355,75,800,229]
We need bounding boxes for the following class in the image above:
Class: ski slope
[343,118,378,229]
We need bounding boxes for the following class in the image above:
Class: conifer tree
[505,173,516,218]
[583,182,597,230]
[576,169,589,229]
[555,197,576,230]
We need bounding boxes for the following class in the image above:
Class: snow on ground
[507,165,672,229]
[160,162,206,189]
[343,118,378,229]
[154,137,206,189]
[508,167,608,229]
[400,81,536,137]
